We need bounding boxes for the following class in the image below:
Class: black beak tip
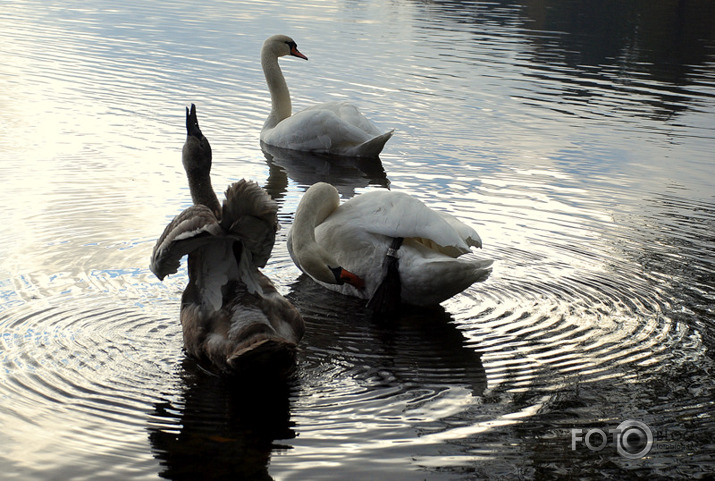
[186,103,201,137]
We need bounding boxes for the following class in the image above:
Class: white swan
[151,104,304,374]
[260,34,394,158]
[287,182,492,310]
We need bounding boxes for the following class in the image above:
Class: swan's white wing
[303,101,383,136]
[334,190,478,255]
[264,107,370,151]
[150,205,224,280]
[436,211,482,249]
[262,101,392,156]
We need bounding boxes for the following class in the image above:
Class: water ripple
[1,0,713,479]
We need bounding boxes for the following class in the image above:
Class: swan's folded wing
[345,191,478,256]
[221,180,279,268]
[150,205,223,280]
[437,211,482,249]
[266,108,372,151]
[307,101,383,136]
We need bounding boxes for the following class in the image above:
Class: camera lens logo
[614,420,653,459]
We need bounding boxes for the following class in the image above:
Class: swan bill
[330,266,365,289]
[288,42,308,60]
[186,103,202,138]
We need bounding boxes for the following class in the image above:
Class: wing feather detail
[150,205,222,280]
[221,180,279,268]
[335,190,480,256]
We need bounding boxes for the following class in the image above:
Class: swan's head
[182,104,212,176]
[290,182,365,290]
[289,228,365,289]
[263,34,308,61]
[298,246,365,289]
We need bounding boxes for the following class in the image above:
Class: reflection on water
[1,0,714,479]
[434,0,715,122]
[261,142,390,199]
[149,360,295,481]
[290,277,487,395]
[519,0,714,89]
[277,280,489,480]
[148,284,486,481]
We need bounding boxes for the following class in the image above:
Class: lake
[1,0,714,479]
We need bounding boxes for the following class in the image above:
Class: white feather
[260,35,393,157]
[289,183,492,306]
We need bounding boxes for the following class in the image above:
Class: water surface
[1,1,714,479]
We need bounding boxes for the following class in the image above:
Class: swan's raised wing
[150,205,224,280]
[220,180,279,268]
[151,204,247,311]
[337,190,480,256]
[151,181,277,279]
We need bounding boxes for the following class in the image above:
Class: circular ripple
[2,1,713,479]
[0,293,183,479]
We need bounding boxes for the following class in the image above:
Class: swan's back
[304,101,383,136]
[327,189,480,256]
[262,101,393,157]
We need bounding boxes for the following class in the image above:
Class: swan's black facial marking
[286,41,308,60]
[329,266,345,285]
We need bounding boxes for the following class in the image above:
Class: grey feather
[150,205,222,280]
[221,180,279,268]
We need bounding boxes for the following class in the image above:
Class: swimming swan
[151,104,304,374]
[260,34,393,157]
[287,182,492,311]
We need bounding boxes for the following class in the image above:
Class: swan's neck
[262,50,292,129]
[187,170,221,217]
[292,184,343,283]
[293,187,337,245]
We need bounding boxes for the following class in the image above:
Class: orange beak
[340,269,365,289]
[290,45,308,60]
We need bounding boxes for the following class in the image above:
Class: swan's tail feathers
[226,336,298,378]
[150,205,222,280]
[452,257,494,291]
[221,179,279,268]
[470,258,493,284]
[354,129,394,158]
[367,237,404,315]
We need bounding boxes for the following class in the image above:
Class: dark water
[1,1,714,479]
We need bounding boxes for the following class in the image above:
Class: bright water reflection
[1,0,714,479]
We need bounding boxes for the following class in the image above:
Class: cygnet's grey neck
[187,169,221,217]
[262,50,292,129]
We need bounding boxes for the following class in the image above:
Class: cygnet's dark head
[182,103,212,176]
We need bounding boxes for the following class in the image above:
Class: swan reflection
[148,360,296,481]
[287,276,487,395]
[148,277,487,480]
[262,142,389,200]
